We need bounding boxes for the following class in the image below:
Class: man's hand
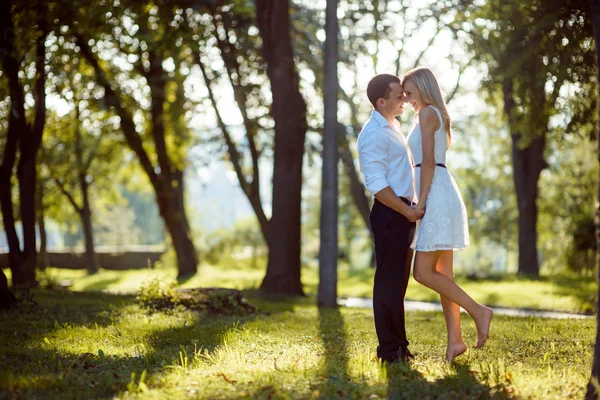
[405,206,425,223]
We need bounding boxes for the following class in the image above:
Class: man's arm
[358,129,424,222]
[374,187,424,223]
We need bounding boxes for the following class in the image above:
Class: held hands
[405,206,425,222]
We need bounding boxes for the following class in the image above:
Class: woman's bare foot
[445,341,467,362]
[474,306,493,348]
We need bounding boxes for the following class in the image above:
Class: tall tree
[0,0,48,286]
[587,2,600,398]
[318,0,339,308]
[41,102,120,274]
[256,0,308,295]
[466,0,594,276]
[70,1,199,278]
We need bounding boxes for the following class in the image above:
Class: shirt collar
[371,110,401,133]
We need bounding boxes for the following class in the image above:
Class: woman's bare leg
[413,250,492,348]
[436,251,467,361]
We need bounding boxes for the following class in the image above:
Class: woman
[403,67,493,362]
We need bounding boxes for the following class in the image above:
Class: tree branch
[53,177,82,214]
[214,12,262,191]
[411,25,442,69]
[446,56,474,104]
[75,33,159,190]
[194,49,248,194]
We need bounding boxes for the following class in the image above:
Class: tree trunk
[0,112,23,276]
[0,268,17,309]
[74,107,99,275]
[146,51,198,279]
[158,170,198,279]
[16,154,39,285]
[256,0,308,296]
[586,1,600,398]
[512,134,545,277]
[318,0,339,308]
[37,192,48,270]
[0,0,46,287]
[503,79,544,277]
[80,192,98,275]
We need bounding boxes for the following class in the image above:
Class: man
[357,74,424,364]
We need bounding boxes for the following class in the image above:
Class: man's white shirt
[357,110,417,203]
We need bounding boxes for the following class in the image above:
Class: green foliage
[137,276,178,311]
[452,95,518,251]
[538,133,597,274]
[93,203,143,247]
[466,0,594,139]
[199,218,267,267]
[565,214,596,274]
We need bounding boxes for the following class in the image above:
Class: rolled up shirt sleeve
[358,129,389,195]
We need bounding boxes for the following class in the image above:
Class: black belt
[373,196,415,207]
[414,163,446,169]
[398,197,412,205]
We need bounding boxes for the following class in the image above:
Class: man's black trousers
[369,198,416,362]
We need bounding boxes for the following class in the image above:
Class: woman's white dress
[407,105,470,252]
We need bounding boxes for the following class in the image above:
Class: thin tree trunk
[257,0,308,296]
[586,1,600,397]
[74,107,99,275]
[503,79,544,277]
[37,190,48,270]
[318,0,339,308]
[80,186,98,274]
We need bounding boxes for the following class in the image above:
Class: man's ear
[376,98,385,109]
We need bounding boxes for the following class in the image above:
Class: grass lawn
[7,257,595,313]
[0,289,594,399]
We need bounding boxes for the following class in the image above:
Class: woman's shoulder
[418,107,440,131]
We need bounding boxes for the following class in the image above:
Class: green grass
[0,290,594,399]
[5,256,595,313]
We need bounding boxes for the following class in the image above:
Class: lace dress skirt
[411,167,470,252]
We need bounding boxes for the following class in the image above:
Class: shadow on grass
[78,276,123,292]
[0,289,298,399]
[468,272,596,313]
[386,361,511,399]
[0,350,148,399]
[316,307,367,397]
[546,274,596,313]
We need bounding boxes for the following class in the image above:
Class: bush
[137,276,257,315]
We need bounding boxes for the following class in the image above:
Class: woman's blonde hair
[402,67,452,147]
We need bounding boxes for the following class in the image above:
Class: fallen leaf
[216,372,236,384]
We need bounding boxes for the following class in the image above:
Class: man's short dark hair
[367,74,401,109]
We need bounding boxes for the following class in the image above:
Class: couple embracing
[357,68,493,363]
